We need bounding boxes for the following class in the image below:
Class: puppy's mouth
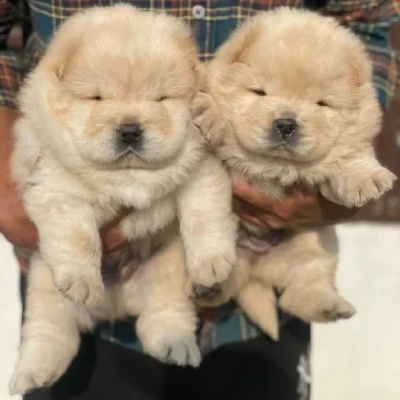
[263,143,300,162]
[116,146,146,163]
[268,141,296,150]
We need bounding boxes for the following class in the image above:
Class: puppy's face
[212,10,380,165]
[38,7,200,169]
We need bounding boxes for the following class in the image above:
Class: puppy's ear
[347,36,373,88]
[40,12,88,81]
[349,61,371,88]
[36,11,92,116]
[215,17,260,64]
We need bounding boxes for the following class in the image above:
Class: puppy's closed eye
[250,89,267,96]
[90,95,102,101]
[317,100,329,107]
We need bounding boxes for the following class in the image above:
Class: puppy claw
[164,335,201,367]
[9,341,74,395]
[53,270,104,306]
[144,334,201,367]
[326,167,396,208]
[191,92,223,141]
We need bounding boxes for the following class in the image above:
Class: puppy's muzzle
[272,118,298,143]
[118,123,143,148]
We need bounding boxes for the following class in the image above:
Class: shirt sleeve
[0,1,23,108]
[324,0,400,108]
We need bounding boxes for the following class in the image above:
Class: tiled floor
[1,224,400,400]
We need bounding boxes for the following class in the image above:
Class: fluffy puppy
[192,8,396,339]
[9,5,237,394]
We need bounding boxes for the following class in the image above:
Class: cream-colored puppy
[192,8,396,339]
[9,5,237,394]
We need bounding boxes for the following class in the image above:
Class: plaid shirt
[2,0,400,352]
[0,0,399,108]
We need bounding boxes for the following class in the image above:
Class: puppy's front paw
[326,167,396,208]
[345,168,396,207]
[137,301,201,367]
[189,253,235,288]
[9,341,75,395]
[191,92,222,141]
[53,268,104,306]
[138,317,201,367]
[149,334,201,367]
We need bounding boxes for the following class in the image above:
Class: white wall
[0,237,21,400]
[312,224,400,400]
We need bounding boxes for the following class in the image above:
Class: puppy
[192,8,396,339]
[9,5,237,394]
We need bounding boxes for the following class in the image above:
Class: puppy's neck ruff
[69,129,205,210]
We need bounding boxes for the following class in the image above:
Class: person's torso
[25,0,316,61]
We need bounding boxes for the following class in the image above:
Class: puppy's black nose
[273,118,298,140]
[119,124,143,146]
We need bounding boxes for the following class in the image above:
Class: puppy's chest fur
[27,150,200,240]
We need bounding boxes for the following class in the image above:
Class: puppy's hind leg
[275,228,356,323]
[255,227,355,324]
[9,255,86,395]
[120,237,201,367]
[278,257,356,323]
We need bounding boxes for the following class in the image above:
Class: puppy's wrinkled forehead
[246,33,351,88]
[61,18,198,99]
[224,10,370,101]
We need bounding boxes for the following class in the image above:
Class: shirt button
[192,5,206,19]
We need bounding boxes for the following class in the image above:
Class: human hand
[0,186,130,253]
[233,181,357,229]
[0,106,38,248]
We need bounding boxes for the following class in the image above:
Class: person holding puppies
[1,1,399,399]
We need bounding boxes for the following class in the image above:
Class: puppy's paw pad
[189,254,235,287]
[193,283,223,302]
[53,270,104,306]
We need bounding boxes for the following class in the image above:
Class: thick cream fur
[10,6,237,394]
[192,8,396,339]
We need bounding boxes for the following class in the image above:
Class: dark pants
[20,275,311,400]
